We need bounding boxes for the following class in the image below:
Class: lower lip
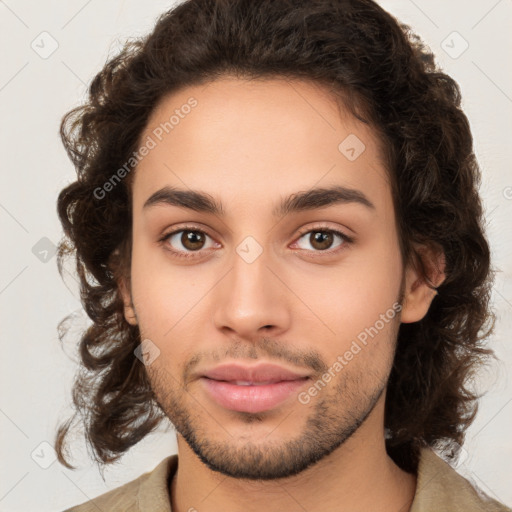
[200,377,310,413]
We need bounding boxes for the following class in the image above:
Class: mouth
[200,377,310,414]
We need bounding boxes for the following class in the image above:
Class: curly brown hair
[54,0,497,474]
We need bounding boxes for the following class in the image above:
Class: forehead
[132,77,392,219]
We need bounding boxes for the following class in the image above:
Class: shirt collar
[135,446,501,512]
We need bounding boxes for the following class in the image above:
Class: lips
[201,362,311,384]
[199,362,311,413]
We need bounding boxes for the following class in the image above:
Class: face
[119,77,438,480]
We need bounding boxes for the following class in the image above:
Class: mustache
[182,337,328,380]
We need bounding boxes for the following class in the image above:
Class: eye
[292,227,353,255]
[158,224,354,260]
[159,226,218,260]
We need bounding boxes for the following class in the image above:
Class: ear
[118,276,138,326]
[400,243,446,324]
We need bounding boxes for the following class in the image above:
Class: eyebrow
[142,185,375,217]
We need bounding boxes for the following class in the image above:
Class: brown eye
[295,229,348,252]
[160,228,217,259]
[309,231,335,250]
[180,230,206,251]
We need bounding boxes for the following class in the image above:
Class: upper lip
[201,363,311,383]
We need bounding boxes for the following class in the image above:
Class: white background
[0,1,511,510]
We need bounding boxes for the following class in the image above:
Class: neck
[169,403,417,512]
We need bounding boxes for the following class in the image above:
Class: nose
[211,243,291,341]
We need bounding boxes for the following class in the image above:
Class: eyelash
[158,224,355,260]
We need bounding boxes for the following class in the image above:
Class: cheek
[302,240,401,327]
[129,216,403,353]
[130,244,218,347]
[292,234,402,363]
[129,243,184,336]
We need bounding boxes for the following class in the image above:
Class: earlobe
[400,244,446,324]
[118,277,138,326]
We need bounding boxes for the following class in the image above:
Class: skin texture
[119,77,445,512]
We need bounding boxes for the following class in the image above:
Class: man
[55,0,510,511]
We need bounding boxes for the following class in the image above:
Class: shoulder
[61,455,178,512]
[410,446,511,512]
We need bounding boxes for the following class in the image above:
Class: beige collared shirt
[63,447,511,511]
